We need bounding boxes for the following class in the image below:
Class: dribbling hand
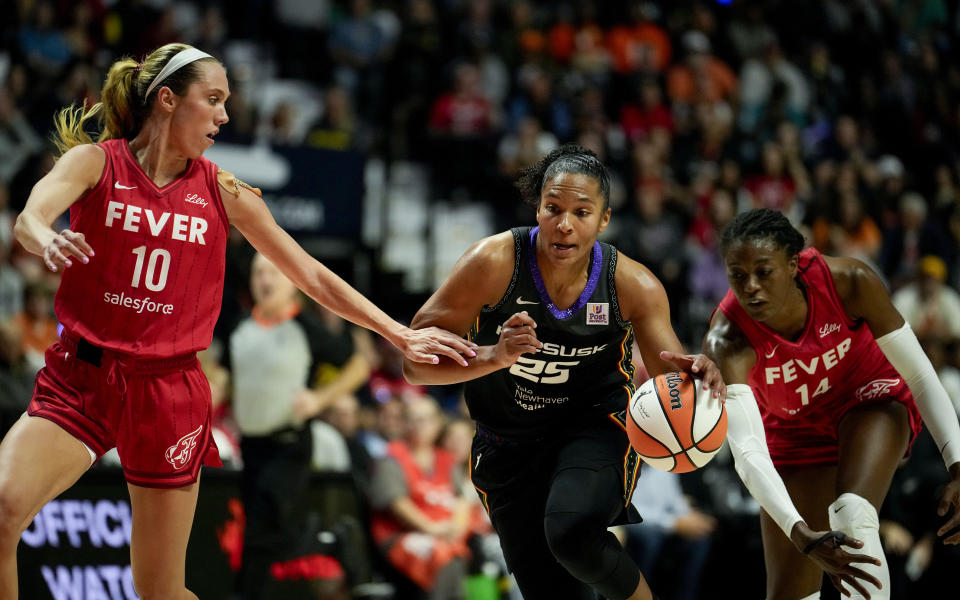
[794,524,882,598]
[399,326,478,366]
[495,311,542,365]
[43,229,94,272]
[659,350,726,402]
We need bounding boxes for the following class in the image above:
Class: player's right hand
[494,311,542,365]
[796,526,882,598]
[43,228,94,272]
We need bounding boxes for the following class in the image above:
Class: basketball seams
[695,409,727,452]
[653,375,697,471]
[628,372,728,473]
[627,403,673,458]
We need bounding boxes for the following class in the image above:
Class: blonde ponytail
[51,43,219,157]
[51,57,142,156]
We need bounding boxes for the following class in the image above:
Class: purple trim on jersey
[527,226,602,320]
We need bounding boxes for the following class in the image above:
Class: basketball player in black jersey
[403,144,726,600]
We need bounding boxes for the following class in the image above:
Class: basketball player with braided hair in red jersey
[704,208,960,599]
[5,43,475,599]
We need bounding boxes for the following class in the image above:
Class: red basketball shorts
[765,377,922,468]
[27,331,222,488]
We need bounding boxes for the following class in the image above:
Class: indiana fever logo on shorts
[165,425,204,470]
[855,378,901,402]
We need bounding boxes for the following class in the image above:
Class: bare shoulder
[703,309,756,384]
[410,230,517,332]
[460,230,517,277]
[822,254,889,319]
[444,230,517,307]
[54,144,106,186]
[612,252,673,324]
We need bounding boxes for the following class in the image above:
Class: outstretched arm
[616,253,725,399]
[704,311,883,595]
[831,255,960,543]
[222,177,475,366]
[15,144,101,272]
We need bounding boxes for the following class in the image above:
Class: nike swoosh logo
[516,297,539,305]
[474,453,482,469]
[114,181,137,190]
[764,344,779,359]
[833,504,846,514]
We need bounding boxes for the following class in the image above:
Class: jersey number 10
[130,246,171,292]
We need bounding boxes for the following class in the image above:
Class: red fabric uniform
[718,248,922,467]
[371,441,469,590]
[28,139,227,486]
[56,138,228,357]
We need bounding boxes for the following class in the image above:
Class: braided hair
[719,208,806,258]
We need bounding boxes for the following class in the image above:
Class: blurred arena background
[2,0,960,598]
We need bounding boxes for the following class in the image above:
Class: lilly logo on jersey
[855,378,901,401]
[586,302,609,325]
[165,425,204,470]
[184,193,208,208]
[819,323,841,338]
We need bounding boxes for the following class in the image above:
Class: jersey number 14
[794,377,831,411]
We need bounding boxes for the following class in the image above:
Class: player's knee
[544,510,598,569]
[828,492,878,533]
[0,490,33,547]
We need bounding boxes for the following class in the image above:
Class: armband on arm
[876,322,960,468]
[217,168,262,198]
[725,384,805,538]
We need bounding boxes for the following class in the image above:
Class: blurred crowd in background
[3,0,960,598]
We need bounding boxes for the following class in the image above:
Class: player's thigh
[761,464,837,600]
[0,414,92,537]
[128,480,200,596]
[836,401,910,508]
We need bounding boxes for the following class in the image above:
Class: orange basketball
[626,371,727,473]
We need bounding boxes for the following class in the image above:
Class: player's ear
[788,252,799,277]
[598,207,611,233]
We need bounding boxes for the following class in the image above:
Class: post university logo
[165,425,204,470]
[586,302,609,325]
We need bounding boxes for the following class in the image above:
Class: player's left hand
[659,350,726,402]
[935,466,960,544]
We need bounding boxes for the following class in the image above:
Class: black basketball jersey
[464,226,636,437]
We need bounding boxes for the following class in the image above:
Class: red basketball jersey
[718,248,917,437]
[55,139,228,358]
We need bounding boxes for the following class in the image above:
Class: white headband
[144,48,214,101]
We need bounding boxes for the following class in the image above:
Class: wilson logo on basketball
[165,425,204,470]
[664,372,684,409]
[855,378,901,401]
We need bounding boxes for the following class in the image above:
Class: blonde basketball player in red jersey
[6,43,475,599]
[704,208,960,600]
